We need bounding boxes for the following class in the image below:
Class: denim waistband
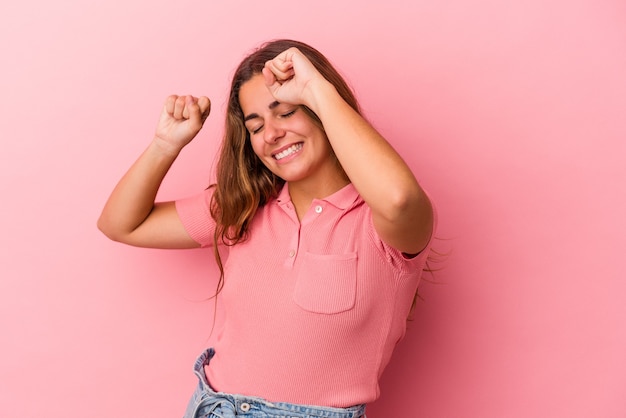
[185,347,367,418]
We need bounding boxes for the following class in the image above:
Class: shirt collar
[275,182,360,210]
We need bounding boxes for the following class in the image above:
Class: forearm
[97,138,179,241]
[263,48,433,252]
[307,81,428,222]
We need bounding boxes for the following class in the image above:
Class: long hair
[209,39,361,296]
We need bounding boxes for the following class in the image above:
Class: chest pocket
[293,252,357,314]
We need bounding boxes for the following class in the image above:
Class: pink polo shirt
[175,183,434,407]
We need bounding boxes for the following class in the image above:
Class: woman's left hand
[262,47,329,108]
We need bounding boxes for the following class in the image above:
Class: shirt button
[288,250,296,258]
[240,402,251,412]
[315,205,323,213]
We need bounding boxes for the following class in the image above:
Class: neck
[288,174,350,221]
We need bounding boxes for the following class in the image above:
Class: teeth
[274,143,302,160]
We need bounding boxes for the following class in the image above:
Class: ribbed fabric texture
[175,183,433,408]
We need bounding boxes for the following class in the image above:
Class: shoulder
[358,199,435,273]
[174,187,216,247]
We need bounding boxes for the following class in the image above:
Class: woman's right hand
[98,94,211,248]
[154,95,211,155]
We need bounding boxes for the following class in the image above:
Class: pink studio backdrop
[1,1,624,417]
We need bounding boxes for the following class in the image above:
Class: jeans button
[240,402,251,412]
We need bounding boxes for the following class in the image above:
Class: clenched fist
[154,95,211,155]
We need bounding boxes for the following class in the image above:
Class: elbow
[393,188,435,252]
[372,183,434,255]
[97,216,114,241]
[97,216,124,243]
[385,185,432,223]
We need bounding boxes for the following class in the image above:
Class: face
[239,74,341,186]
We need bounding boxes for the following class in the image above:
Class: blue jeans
[183,348,367,418]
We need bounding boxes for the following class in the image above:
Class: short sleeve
[174,188,216,247]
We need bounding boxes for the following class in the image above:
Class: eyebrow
[243,101,281,122]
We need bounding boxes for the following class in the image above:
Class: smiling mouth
[273,143,303,160]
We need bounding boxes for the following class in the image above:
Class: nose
[263,119,285,144]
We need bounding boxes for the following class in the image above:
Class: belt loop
[192,397,237,418]
[192,348,215,390]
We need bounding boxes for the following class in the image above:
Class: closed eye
[281,109,297,118]
[246,107,297,135]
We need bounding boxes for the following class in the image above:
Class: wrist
[303,78,339,114]
[150,135,183,159]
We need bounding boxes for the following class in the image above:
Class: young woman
[98,39,435,418]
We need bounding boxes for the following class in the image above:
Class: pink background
[1,1,625,417]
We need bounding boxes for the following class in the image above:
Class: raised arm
[97,95,211,249]
[263,48,434,255]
